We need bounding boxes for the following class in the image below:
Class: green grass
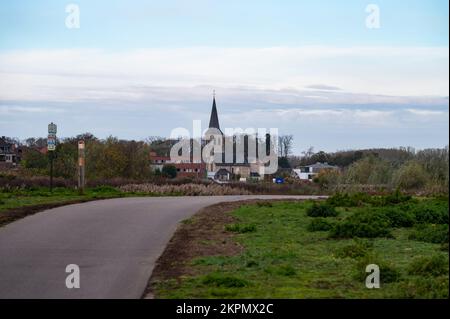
[155,198,449,299]
[0,186,127,213]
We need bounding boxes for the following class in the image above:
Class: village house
[292,162,339,181]
[0,136,22,167]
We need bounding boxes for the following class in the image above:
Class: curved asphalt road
[0,195,324,299]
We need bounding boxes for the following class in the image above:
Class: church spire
[208,91,221,130]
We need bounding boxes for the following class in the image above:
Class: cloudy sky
[0,0,448,154]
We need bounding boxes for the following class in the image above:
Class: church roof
[208,97,221,131]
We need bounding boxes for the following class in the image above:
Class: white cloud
[406,109,446,116]
[0,46,448,104]
[0,105,64,115]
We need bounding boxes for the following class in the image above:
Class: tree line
[4,133,449,193]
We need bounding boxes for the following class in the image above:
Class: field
[0,186,127,226]
[151,193,449,299]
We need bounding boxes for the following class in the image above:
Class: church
[152,94,272,181]
[203,94,265,182]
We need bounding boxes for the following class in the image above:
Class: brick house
[0,136,22,166]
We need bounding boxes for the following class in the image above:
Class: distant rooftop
[301,162,338,169]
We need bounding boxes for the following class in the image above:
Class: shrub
[326,192,370,207]
[408,224,449,244]
[355,255,401,283]
[307,218,334,232]
[225,223,257,233]
[411,201,449,225]
[392,276,449,299]
[330,210,392,238]
[306,203,338,217]
[326,190,412,208]
[336,240,373,259]
[162,165,177,179]
[408,255,449,277]
[380,207,415,228]
[202,274,249,288]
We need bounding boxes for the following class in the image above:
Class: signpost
[47,123,57,192]
[78,140,85,194]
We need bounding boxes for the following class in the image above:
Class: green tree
[344,155,392,185]
[392,160,429,190]
[162,165,177,179]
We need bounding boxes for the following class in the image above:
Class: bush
[382,189,412,205]
[411,200,449,225]
[381,207,416,228]
[336,240,373,259]
[330,210,392,238]
[326,192,371,207]
[162,165,177,179]
[326,190,412,208]
[307,218,334,232]
[355,255,401,283]
[408,224,449,244]
[306,203,338,217]
[225,223,257,233]
[392,276,449,299]
[408,255,449,277]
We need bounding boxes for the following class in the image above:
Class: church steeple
[208,91,221,131]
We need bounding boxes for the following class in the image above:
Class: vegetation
[0,186,125,216]
[306,218,335,232]
[154,194,449,298]
[162,165,177,179]
[296,146,448,194]
[306,203,338,217]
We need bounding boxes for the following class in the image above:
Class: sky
[0,0,448,154]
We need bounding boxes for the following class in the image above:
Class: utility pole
[47,122,57,192]
[78,140,85,194]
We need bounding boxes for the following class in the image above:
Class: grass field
[0,186,130,226]
[0,186,124,211]
[153,194,449,299]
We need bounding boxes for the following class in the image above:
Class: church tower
[204,91,224,173]
[208,91,222,133]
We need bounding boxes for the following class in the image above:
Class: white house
[293,162,339,181]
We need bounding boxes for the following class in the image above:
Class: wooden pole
[78,140,85,194]
[50,152,54,192]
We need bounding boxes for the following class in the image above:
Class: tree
[278,156,291,168]
[344,155,392,185]
[162,165,177,179]
[22,149,47,172]
[392,160,429,190]
[278,135,294,158]
[313,169,341,190]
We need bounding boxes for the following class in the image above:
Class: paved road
[0,195,324,299]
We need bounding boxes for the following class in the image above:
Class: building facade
[0,136,21,166]
[292,162,339,181]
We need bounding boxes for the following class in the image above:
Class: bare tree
[278,135,294,158]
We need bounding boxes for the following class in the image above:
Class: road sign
[47,135,56,151]
[48,122,57,135]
